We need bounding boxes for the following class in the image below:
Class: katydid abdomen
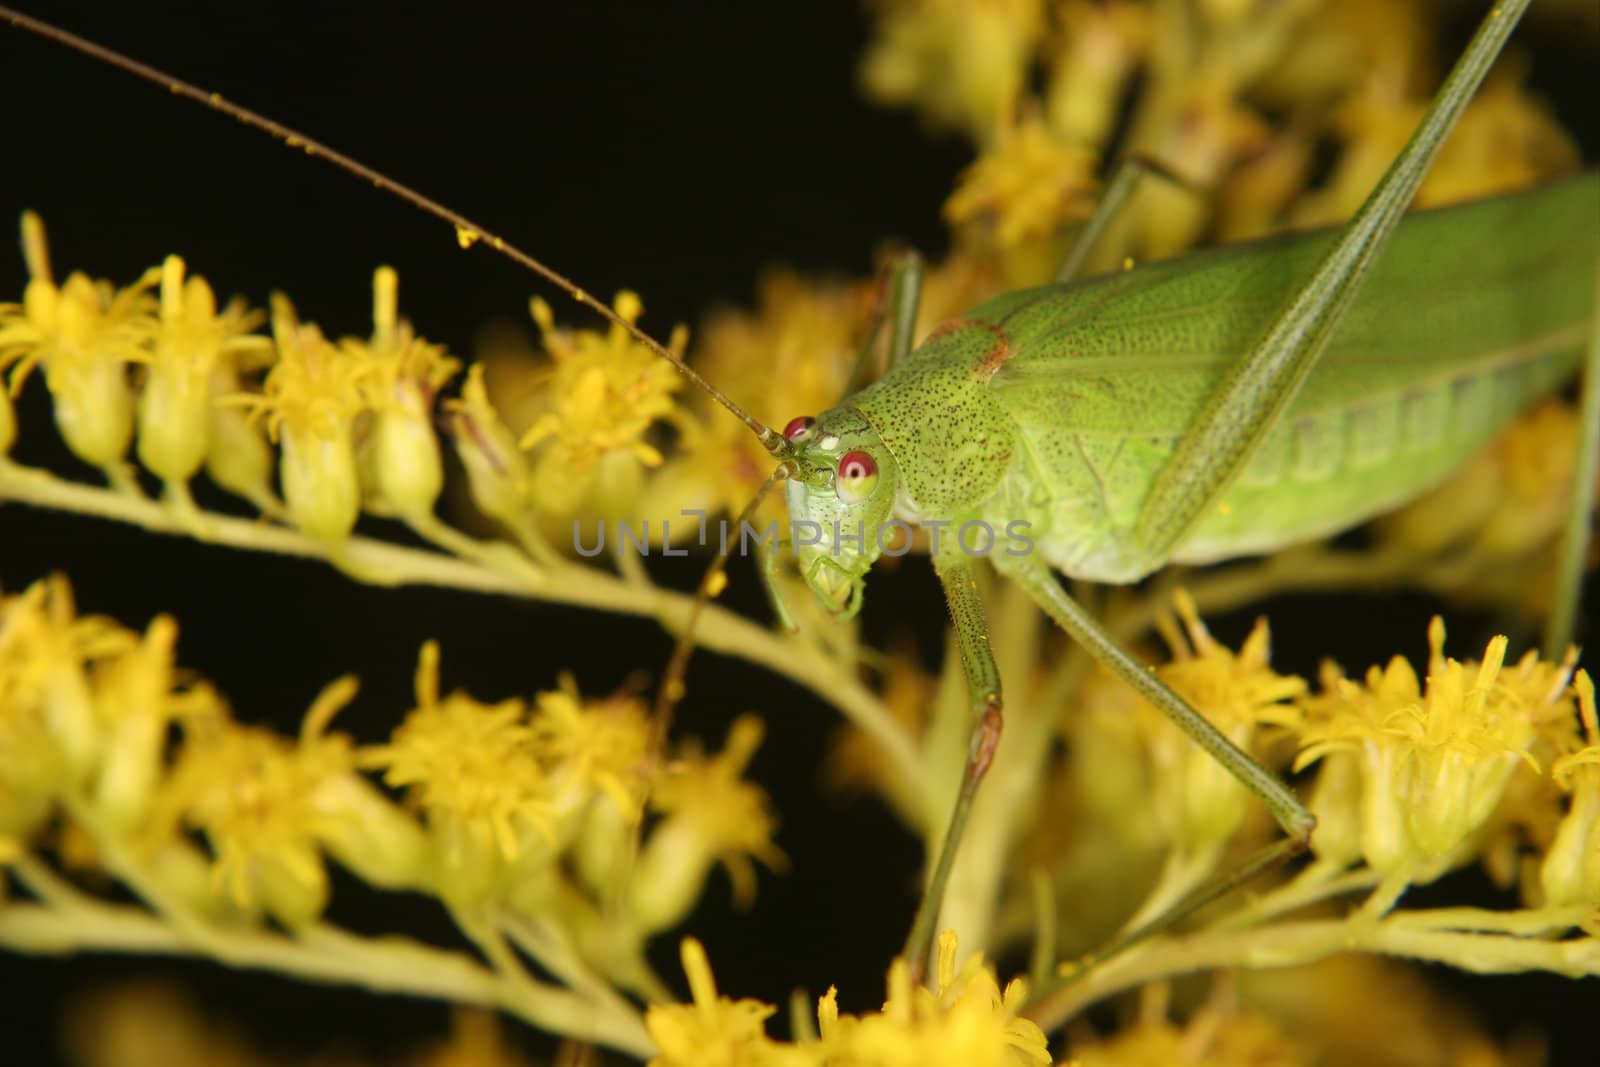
[851,173,1597,584]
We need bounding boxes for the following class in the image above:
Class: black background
[0,2,1595,1065]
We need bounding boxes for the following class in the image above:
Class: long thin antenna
[0,5,791,459]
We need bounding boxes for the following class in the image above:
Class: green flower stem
[1215,862,1382,930]
[1028,916,1600,1031]
[0,460,918,784]
[1382,905,1588,935]
[449,902,645,1050]
[0,897,654,1056]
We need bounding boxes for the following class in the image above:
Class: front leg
[901,550,1004,975]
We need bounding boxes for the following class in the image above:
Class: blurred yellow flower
[518,291,684,518]
[633,715,786,932]
[531,677,653,817]
[1069,987,1305,1067]
[817,930,1049,1066]
[646,938,812,1067]
[0,575,135,799]
[1541,672,1600,920]
[156,676,362,926]
[860,0,1043,145]
[944,115,1098,263]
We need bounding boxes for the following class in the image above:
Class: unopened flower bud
[449,363,533,525]
[631,816,714,935]
[1542,673,1600,912]
[206,395,278,508]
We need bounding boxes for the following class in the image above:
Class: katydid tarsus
[2,0,1595,988]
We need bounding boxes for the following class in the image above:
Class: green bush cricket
[2,0,1595,990]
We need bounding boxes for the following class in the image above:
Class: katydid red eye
[784,416,816,442]
[836,450,878,503]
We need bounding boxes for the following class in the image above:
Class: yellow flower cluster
[0,216,701,558]
[831,594,1598,971]
[1375,399,1596,617]
[68,985,545,1067]
[1297,619,1579,888]
[863,0,1580,281]
[0,574,785,1009]
[645,932,1048,1067]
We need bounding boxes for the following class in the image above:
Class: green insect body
[785,173,1597,605]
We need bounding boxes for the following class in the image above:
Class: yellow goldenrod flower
[1239,955,1539,1067]
[518,292,683,518]
[445,362,538,528]
[860,0,1044,145]
[0,586,79,838]
[1136,592,1303,849]
[911,250,1005,336]
[242,294,373,544]
[157,677,364,927]
[817,930,1049,1066]
[350,266,460,519]
[1411,60,1579,207]
[943,114,1098,268]
[0,212,157,473]
[134,255,270,492]
[632,715,786,934]
[526,678,654,901]
[531,677,652,818]
[1376,400,1584,616]
[360,641,554,903]
[203,367,281,515]
[1043,2,1149,149]
[1296,620,1574,882]
[0,575,135,799]
[0,370,14,456]
[1290,60,1577,229]
[1541,672,1600,921]
[646,938,813,1067]
[1070,985,1305,1067]
[646,270,865,529]
[1248,0,1427,119]
[87,614,222,833]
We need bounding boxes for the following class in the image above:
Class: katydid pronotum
[2,0,1595,994]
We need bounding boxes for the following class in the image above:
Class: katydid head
[777,406,898,619]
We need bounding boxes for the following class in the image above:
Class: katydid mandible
[4,0,1594,974]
